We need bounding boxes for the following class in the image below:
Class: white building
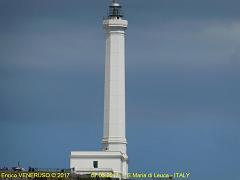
[70,0,128,179]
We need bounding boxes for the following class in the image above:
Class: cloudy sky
[0,0,240,179]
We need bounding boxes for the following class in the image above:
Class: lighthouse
[102,0,128,155]
[70,0,128,179]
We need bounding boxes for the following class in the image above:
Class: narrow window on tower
[93,161,98,168]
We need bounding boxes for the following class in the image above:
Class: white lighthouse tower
[70,0,128,179]
[102,0,128,156]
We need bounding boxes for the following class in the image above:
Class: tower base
[70,151,128,179]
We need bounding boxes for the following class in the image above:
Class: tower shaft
[102,17,128,154]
